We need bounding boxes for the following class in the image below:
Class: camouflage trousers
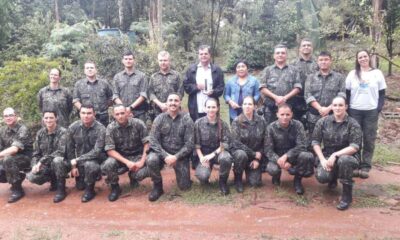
[75,160,101,185]
[101,155,150,185]
[232,150,262,187]
[195,151,233,184]
[27,157,70,185]
[0,154,30,184]
[315,155,359,186]
[267,151,314,178]
[146,152,192,190]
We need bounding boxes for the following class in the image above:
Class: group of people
[0,40,386,211]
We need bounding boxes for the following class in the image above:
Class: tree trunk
[118,0,125,30]
[91,0,96,19]
[54,0,60,24]
[148,0,162,48]
[371,0,383,68]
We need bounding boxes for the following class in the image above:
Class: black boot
[75,176,85,191]
[148,181,164,202]
[53,179,66,203]
[272,172,281,186]
[49,176,57,192]
[219,175,230,196]
[328,179,338,189]
[81,183,96,203]
[108,183,122,202]
[8,181,25,203]
[234,172,243,193]
[293,175,304,195]
[337,184,353,210]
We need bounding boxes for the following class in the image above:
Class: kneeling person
[265,104,314,195]
[102,105,149,201]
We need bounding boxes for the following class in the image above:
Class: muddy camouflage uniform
[264,119,314,178]
[73,79,113,126]
[38,86,73,128]
[0,123,33,184]
[230,114,267,186]
[149,70,184,118]
[304,71,345,133]
[112,69,149,122]
[101,118,150,184]
[26,126,69,185]
[147,112,194,190]
[194,116,232,184]
[67,120,107,186]
[259,65,302,124]
[312,115,362,185]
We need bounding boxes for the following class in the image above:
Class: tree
[0,0,12,50]
[383,0,400,76]
[148,0,163,49]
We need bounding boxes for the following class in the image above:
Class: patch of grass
[103,230,125,238]
[12,227,62,240]
[353,188,388,208]
[274,187,310,207]
[383,184,400,197]
[373,143,400,165]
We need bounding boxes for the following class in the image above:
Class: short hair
[242,96,255,105]
[123,50,135,58]
[234,59,249,70]
[332,95,346,104]
[318,51,332,58]
[42,110,57,118]
[3,107,16,116]
[80,103,95,112]
[198,45,211,54]
[158,50,170,59]
[112,104,126,112]
[274,44,287,53]
[50,68,62,77]
[84,60,96,67]
[277,103,293,112]
[300,38,313,46]
[167,92,181,100]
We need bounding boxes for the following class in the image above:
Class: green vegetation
[274,187,310,207]
[373,143,400,165]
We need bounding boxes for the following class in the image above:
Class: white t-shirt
[196,63,213,113]
[345,69,387,110]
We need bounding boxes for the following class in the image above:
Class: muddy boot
[337,184,353,210]
[359,169,369,179]
[128,172,139,188]
[234,172,243,193]
[148,181,164,202]
[8,181,25,203]
[219,175,230,196]
[108,183,122,202]
[293,175,304,195]
[272,172,281,186]
[328,178,338,189]
[49,176,57,192]
[53,179,66,203]
[75,176,85,191]
[81,183,96,203]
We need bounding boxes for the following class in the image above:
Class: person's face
[198,48,211,65]
[274,48,287,64]
[205,100,218,118]
[299,41,313,55]
[84,63,97,78]
[277,107,292,128]
[357,51,370,68]
[317,55,332,71]
[332,98,347,118]
[80,107,95,126]
[3,109,17,127]
[49,69,61,85]
[43,112,57,129]
[236,62,248,78]
[167,94,181,113]
[113,106,128,125]
[158,55,170,72]
[242,97,255,116]
[122,55,135,69]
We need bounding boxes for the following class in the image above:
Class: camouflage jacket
[32,125,67,165]
[194,116,230,154]
[291,57,319,87]
[149,70,184,103]
[0,122,33,156]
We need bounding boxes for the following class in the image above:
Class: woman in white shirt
[345,50,386,178]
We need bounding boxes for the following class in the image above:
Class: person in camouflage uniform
[304,51,345,134]
[264,104,314,195]
[146,93,194,201]
[312,96,362,210]
[37,68,73,128]
[0,108,33,203]
[149,51,184,119]
[26,111,69,203]
[113,51,149,123]
[67,104,107,203]
[231,96,267,190]
[73,61,113,126]
[259,44,302,124]
[291,38,319,126]
[101,104,150,202]
[194,98,233,195]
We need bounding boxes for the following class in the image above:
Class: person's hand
[197,83,205,90]
[283,162,292,170]
[277,155,288,169]
[205,90,214,96]
[326,153,337,170]
[319,106,331,117]
[71,167,79,177]
[229,101,241,109]
[71,159,78,167]
[130,161,145,172]
[275,96,286,105]
[32,163,41,174]
[320,158,330,172]
[126,161,136,171]
[165,155,178,167]
[255,152,262,161]
[160,103,168,112]
[250,160,259,169]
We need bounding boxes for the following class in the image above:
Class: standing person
[346,50,387,179]
[304,51,346,134]
[0,108,33,203]
[149,51,184,119]
[67,104,107,202]
[264,104,314,195]
[231,96,267,190]
[73,61,113,126]
[259,44,302,124]
[291,38,319,126]
[113,51,149,123]
[101,105,150,202]
[224,60,260,123]
[313,96,362,210]
[37,68,73,128]
[194,98,233,195]
[26,111,69,203]
[146,93,194,202]
[183,45,225,122]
